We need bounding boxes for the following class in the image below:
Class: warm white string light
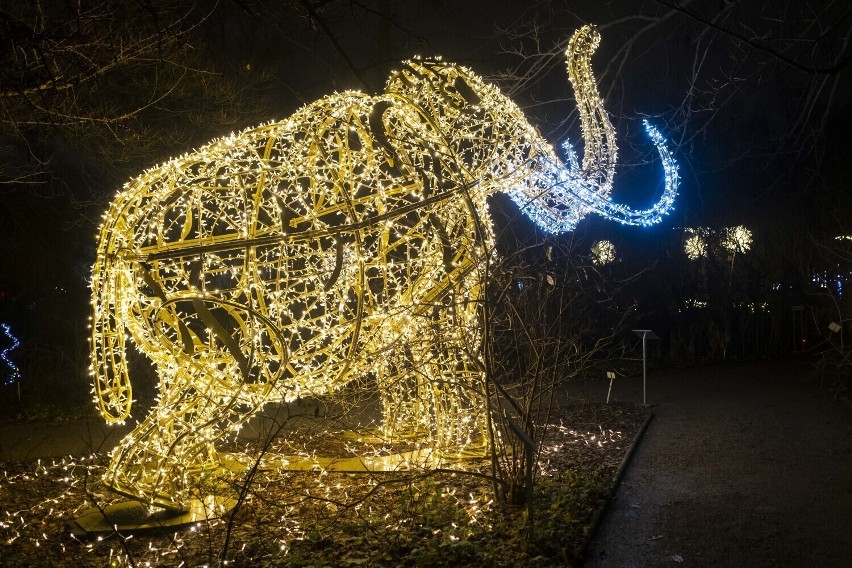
[90,24,679,510]
[722,225,753,254]
[591,240,616,265]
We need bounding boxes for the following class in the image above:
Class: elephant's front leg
[423,306,489,456]
[379,295,488,456]
[103,365,257,510]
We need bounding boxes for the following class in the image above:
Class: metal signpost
[606,371,616,403]
[632,329,659,405]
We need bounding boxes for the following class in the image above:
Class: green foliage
[526,472,608,559]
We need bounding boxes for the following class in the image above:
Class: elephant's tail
[90,208,133,424]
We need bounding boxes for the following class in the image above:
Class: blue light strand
[1,323,21,386]
[508,119,680,234]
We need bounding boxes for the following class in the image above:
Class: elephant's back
[105,90,453,396]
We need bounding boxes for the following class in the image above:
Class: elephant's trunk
[90,220,133,424]
[578,120,679,225]
[507,26,679,232]
[562,26,679,226]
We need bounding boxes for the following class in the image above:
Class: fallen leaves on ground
[0,402,648,567]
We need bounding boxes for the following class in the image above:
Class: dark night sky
[0,0,849,388]
[182,0,852,233]
[1,0,849,270]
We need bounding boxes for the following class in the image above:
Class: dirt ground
[0,394,647,566]
[1,359,849,566]
[574,359,852,568]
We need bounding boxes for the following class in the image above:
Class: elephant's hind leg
[103,365,269,510]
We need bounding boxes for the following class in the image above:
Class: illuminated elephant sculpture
[90,25,678,510]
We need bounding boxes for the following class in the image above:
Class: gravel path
[577,360,852,568]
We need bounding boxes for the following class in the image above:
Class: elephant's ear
[139,265,195,355]
[452,76,481,106]
[369,101,399,164]
[190,298,251,380]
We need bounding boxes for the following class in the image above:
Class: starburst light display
[591,240,616,265]
[684,228,709,261]
[722,225,753,254]
[90,25,679,511]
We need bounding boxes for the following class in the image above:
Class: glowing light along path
[1,323,20,386]
[90,24,679,510]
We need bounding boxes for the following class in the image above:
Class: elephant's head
[380,25,678,233]
[507,25,679,233]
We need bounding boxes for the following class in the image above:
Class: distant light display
[591,240,616,265]
[90,25,679,510]
[1,323,20,386]
[684,228,708,261]
[723,225,752,254]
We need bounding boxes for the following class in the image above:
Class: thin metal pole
[642,333,647,406]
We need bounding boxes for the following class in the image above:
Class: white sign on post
[606,371,616,403]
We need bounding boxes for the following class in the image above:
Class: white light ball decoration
[684,228,708,261]
[723,225,753,254]
[90,25,679,510]
[591,240,617,265]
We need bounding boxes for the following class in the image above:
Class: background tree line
[0,0,849,416]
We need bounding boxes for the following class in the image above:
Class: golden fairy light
[684,228,708,261]
[591,240,616,265]
[89,25,679,511]
[722,225,752,254]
